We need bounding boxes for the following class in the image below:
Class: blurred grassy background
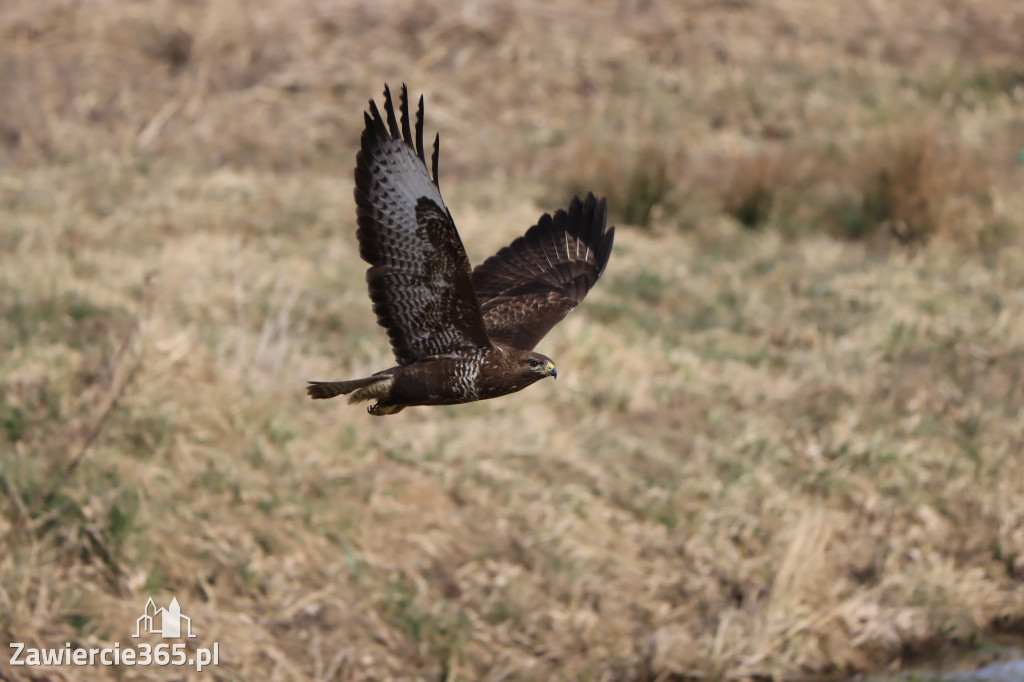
[1,1,1024,680]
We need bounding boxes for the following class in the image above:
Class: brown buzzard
[307,84,614,415]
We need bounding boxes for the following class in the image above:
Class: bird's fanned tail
[306,375,390,401]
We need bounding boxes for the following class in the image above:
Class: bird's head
[521,351,557,381]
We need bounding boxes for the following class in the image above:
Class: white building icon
[133,597,197,638]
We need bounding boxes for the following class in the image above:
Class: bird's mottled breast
[453,349,486,401]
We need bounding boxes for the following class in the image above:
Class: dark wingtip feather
[432,132,440,186]
[592,194,614,279]
[367,101,385,133]
[382,84,399,138]
[596,226,614,279]
[587,195,610,266]
[399,83,414,147]
[415,95,425,162]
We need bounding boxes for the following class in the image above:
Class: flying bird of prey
[307,85,614,415]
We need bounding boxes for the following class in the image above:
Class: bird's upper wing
[355,85,491,365]
[471,193,614,350]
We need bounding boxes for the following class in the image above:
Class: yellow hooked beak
[545,361,557,379]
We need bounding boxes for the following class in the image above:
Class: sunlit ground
[2,1,1024,679]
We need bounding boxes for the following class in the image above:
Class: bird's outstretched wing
[471,193,614,350]
[355,84,491,365]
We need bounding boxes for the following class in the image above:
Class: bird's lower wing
[472,193,615,350]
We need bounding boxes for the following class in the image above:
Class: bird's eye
[528,359,541,368]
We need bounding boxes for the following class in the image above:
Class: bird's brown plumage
[307,84,614,415]
[473,193,614,350]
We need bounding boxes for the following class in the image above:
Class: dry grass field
[3,0,1024,680]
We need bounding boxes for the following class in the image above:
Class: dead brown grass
[2,1,1024,681]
